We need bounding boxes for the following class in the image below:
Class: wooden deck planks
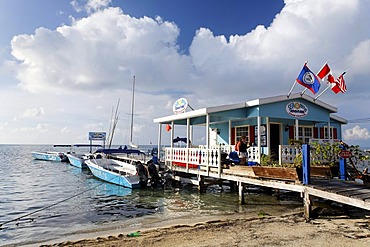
[170,164,370,210]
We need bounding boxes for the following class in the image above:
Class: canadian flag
[317,63,331,80]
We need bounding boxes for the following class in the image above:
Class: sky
[1,0,370,147]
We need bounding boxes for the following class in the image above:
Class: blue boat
[85,156,140,189]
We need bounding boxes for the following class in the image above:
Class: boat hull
[66,153,88,169]
[31,151,67,162]
[86,159,140,189]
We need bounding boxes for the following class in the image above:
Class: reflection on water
[0,145,302,246]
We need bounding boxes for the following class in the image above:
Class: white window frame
[235,125,249,143]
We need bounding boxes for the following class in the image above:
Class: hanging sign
[286,102,308,118]
[338,150,352,158]
[173,98,188,114]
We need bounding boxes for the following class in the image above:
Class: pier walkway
[168,164,370,220]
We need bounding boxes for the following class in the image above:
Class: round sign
[173,98,188,114]
[338,150,352,158]
[286,102,308,118]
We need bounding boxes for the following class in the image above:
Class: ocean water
[0,145,302,246]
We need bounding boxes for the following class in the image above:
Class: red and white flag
[328,72,347,94]
[317,63,331,80]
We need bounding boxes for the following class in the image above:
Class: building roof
[153,93,347,124]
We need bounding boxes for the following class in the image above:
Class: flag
[317,63,331,80]
[336,72,347,93]
[165,124,172,131]
[296,63,321,94]
[328,72,347,94]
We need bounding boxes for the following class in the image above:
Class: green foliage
[311,142,341,167]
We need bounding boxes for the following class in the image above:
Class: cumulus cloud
[343,125,370,140]
[11,7,190,95]
[20,123,49,133]
[4,0,370,144]
[15,107,45,120]
[71,0,111,14]
[60,127,71,133]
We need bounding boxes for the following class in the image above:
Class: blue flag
[296,63,321,94]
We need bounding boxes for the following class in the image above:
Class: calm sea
[0,145,302,246]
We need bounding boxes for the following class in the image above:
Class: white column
[157,123,162,161]
[266,117,270,155]
[257,116,261,163]
[206,114,210,148]
[187,118,190,147]
[295,119,299,140]
[229,120,232,151]
[327,121,331,139]
[170,121,174,148]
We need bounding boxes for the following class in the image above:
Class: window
[235,126,249,143]
[254,125,267,146]
[323,126,334,139]
[297,126,313,144]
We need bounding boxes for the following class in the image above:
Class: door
[269,124,280,161]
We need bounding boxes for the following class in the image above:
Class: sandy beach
[42,210,370,247]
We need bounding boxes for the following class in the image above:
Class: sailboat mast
[130,76,135,144]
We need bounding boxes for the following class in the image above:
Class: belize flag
[296,63,321,94]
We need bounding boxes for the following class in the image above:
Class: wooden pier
[169,164,370,220]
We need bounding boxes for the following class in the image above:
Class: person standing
[237,136,248,165]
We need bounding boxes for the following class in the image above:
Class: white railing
[279,145,302,165]
[196,144,259,162]
[165,147,222,176]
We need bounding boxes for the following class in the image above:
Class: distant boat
[31,145,70,162]
[66,144,102,169]
[85,153,140,189]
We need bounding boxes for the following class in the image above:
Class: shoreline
[38,209,370,247]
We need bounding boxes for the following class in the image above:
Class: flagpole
[314,84,331,101]
[300,88,307,96]
[287,80,297,98]
[288,61,308,98]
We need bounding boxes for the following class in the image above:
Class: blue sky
[1,0,370,147]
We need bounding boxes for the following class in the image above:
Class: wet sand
[42,210,370,247]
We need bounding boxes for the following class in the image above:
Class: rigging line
[0,162,122,228]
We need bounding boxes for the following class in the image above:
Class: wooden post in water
[303,191,312,221]
[238,182,245,205]
[198,175,205,192]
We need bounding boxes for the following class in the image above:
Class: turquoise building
[154,93,347,162]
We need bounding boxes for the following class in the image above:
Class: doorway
[269,124,281,161]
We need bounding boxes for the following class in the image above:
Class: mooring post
[302,144,310,185]
[238,181,245,205]
[339,144,347,181]
[198,175,205,192]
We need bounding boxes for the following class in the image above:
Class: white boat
[66,144,102,169]
[31,145,70,162]
[31,151,69,162]
[85,154,140,189]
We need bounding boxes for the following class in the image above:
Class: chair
[227,151,240,165]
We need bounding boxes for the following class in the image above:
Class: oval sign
[286,102,308,118]
[338,150,352,158]
[173,98,188,114]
